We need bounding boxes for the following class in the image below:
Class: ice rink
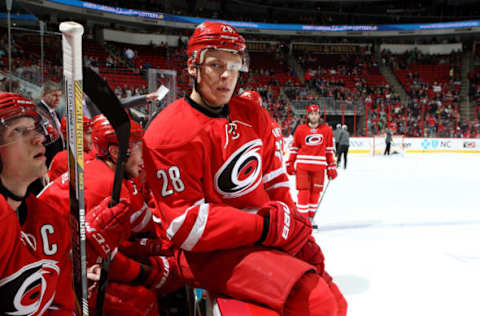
[297,153,480,316]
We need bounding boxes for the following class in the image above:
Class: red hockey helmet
[187,21,248,72]
[239,90,263,107]
[92,114,143,158]
[0,92,60,145]
[306,104,320,113]
[60,116,94,139]
[0,92,38,125]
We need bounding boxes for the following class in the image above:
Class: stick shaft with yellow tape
[60,21,89,316]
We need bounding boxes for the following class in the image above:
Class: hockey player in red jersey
[0,92,75,315]
[47,116,95,181]
[143,21,346,316]
[286,104,337,225]
[38,114,181,315]
[239,90,285,161]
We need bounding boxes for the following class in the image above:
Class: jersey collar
[186,95,230,119]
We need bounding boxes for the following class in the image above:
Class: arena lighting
[6,0,13,91]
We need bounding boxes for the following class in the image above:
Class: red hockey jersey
[143,96,295,253]
[48,149,96,181]
[0,194,74,315]
[271,120,284,162]
[39,159,154,280]
[287,123,335,172]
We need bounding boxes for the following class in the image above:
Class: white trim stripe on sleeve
[263,167,284,183]
[166,199,204,240]
[265,181,290,191]
[131,203,152,232]
[181,203,209,251]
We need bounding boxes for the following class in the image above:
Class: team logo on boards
[463,141,476,148]
[305,134,324,146]
[421,139,439,150]
[0,260,60,315]
[215,139,263,198]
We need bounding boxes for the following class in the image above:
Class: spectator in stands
[36,81,64,168]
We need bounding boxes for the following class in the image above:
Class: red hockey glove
[120,238,174,257]
[257,201,312,256]
[136,256,178,292]
[295,236,325,274]
[85,197,132,259]
[286,162,295,176]
[327,164,337,180]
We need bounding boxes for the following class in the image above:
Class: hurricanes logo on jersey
[215,139,263,198]
[305,134,324,146]
[0,259,60,315]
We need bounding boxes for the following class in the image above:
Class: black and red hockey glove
[257,201,312,256]
[85,197,132,260]
[120,237,174,258]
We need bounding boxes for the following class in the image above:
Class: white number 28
[157,166,185,197]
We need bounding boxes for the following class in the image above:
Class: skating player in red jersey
[0,92,75,315]
[143,21,346,316]
[47,116,95,181]
[286,104,337,225]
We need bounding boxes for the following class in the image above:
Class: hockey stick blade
[82,66,130,316]
[83,67,130,204]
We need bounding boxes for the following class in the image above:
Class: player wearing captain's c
[0,92,75,315]
[38,114,182,315]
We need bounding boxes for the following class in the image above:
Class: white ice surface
[294,153,480,316]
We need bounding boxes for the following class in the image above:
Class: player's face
[83,128,93,152]
[0,117,47,183]
[308,111,320,125]
[125,141,143,178]
[43,90,62,109]
[189,49,242,107]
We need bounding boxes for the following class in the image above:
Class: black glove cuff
[256,216,270,244]
[132,264,148,284]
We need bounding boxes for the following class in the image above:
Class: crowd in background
[1,29,480,138]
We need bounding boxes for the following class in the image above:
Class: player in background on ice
[239,90,285,161]
[39,114,182,315]
[333,123,342,153]
[143,21,346,316]
[0,92,75,315]
[286,104,337,227]
[47,116,95,181]
[336,125,350,169]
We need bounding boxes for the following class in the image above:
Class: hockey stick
[59,21,89,316]
[82,66,131,316]
[312,179,331,229]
